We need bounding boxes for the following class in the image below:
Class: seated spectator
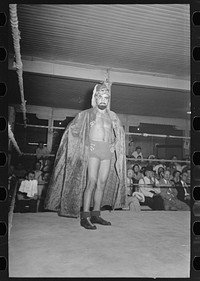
[35,141,50,160]
[42,159,52,173]
[132,146,144,161]
[177,170,190,206]
[169,155,182,173]
[126,168,134,196]
[126,191,145,212]
[126,168,144,212]
[170,170,181,186]
[185,168,191,185]
[37,172,51,212]
[156,166,165,181]
[140,166,146,177]
[153,159,166,174]
[147,155,156,169]
[15,162,27,179]
[33,161,43,183]
[126,160,134,169]
[132,163,143,192]
[138,165,164,210]
[159,169,189,211]
[181,154,190,171]
[43,172,51,183]
[16,171,38,212]
[135,155,143,170]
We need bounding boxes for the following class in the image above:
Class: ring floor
[9,210,190,277]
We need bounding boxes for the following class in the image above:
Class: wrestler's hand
[90,143,95,151]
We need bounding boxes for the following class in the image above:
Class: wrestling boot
[80,212,97,230]
[90,210,111,226]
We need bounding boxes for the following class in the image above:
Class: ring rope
[9,4,27,127]
[127,158,190,164]
[15,122,190,140]
[8,123,22,155]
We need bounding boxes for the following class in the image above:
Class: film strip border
[0,0,200,279]
[0,0,8,279]
[191,1,200,278]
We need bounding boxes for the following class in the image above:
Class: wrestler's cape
[44,107,127,218]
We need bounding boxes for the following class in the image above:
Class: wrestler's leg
[90,159,112,225]
[83,157,100,212]
[93,159,111,211]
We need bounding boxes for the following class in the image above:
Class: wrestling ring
[8,128,191,278]
[8,5,190,277]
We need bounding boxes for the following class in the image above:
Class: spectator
[169,155,182,173]
[126,168,134,196]
[132,163,143,192]
[138,165,164,210]
[181,154,190,171]
[156,166,165,181]
[42,159,52,173]
[132,146,144,161]
[140,166,146,177]
[126,160,133,169]
[15,162,27,179]
[185,168,191,185]
[159,169,189,211]
[16,171,38,212]
[37,172,51,212]
[34,161,43,183]
[153,159,166,174]
[126,168,144,212]
[170,170,181,186]
[147,155,156,169]
[43,172,51,183]
[177,171,190,206]
[135,155,143,170]
[35,141,50,160]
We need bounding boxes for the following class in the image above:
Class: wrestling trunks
[89,140,113,161]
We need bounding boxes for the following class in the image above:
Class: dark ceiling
[8,70,190,119]
[8,4,190,120]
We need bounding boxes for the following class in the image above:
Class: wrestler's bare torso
[89,109,112,143]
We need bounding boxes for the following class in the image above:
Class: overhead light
[59,122,62,125]
[137,128,140,131]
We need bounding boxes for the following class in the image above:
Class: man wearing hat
[45,82,127,229]
[138,165,164,210]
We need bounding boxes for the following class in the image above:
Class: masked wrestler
[44,82,127,230]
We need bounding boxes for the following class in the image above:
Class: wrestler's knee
[97,179,107,189]
[86,177,97,190]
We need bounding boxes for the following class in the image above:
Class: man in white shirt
[17,171,38,212]
[36,141,50,160]
[138,165,164,210]
[132,146,143,161]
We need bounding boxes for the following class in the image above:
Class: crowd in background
[8,141,53,213]
[126,147,190,211]
[8,142,191,213]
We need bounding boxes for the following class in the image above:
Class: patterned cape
[44,107,127,218]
